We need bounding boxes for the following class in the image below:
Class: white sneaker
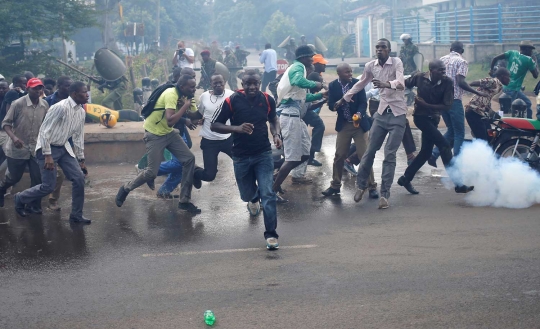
[266,237,279,250]
[247,201,260,216]
[354,188,365,203]
[378,197,389,209]
[135,164,140,174]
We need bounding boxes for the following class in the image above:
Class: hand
[12,137,24,149]
[476,91,489,97]
[321,90,329,99]
[372,79,391,89]
[44,155,55,171]
[274,135,282,149]
[314,82,323,91]
[185,118,197,130]
[79,162,88,177]
[415,96,428,107]
[236,123,254,134]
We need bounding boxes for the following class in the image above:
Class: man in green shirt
[491,40,538,118]
[116,75,202,214]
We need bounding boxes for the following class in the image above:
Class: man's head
[295,45,316,67]
[57,76,72,97]
[337,63,353,82]
[176,74,197,99]
[0,81,8,98]
[69,81,89,105]
[26,78,44,100]
[211,74,225,95]
[494,67,511,86]
[450,41,464,54]
[313,54,328,73]
[265,43,271,49]
[24,71,35,80]
[177,41,185,49]
[201,50,211,62]
[241,69,261,98]
[428,59,446,82]
[224,46,231,55]
[400,34,412,45]
[12,75,27,90]
[519,40,535,57]
[376,39,391,61]
[172,67,182,83]
[180,67,196,79]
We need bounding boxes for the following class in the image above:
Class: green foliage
[261,11,298,50]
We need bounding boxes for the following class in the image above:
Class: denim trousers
[156,133,189,195]
[433,99,465,158]
[232,150,278,239]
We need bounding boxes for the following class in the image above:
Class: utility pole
[155,0,160,48]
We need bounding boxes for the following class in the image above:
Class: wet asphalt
[0,133,539,328]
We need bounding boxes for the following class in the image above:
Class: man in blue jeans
[211,69,282,250]
[430,41,487,166]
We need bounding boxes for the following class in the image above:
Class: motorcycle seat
[501,117,540,131]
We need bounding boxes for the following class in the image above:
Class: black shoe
[178,202,202,214]
[321,187,340,196]
[276,186,286,194]
[308,159,322,167]
[276,192,288,204]
[69,215,91,224]
[147,179,155,190]
[397,176,419,195]
[193,168,203,189]
[115,186,129,207]
[427,156,438,168]
[14,193,26,217]
[455,185,474,193]
[369,189,379,199]
[26,206,43,215]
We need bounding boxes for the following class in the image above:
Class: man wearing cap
[399,34,419,76]
[313,54,327,75]
[272,45,326,198]
[490,40,539,119]
[223,46,239,90]
[0,78,49,212]
[260,43,278,92]
[198,50,216,91]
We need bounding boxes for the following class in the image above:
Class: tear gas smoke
[446,140,540,208]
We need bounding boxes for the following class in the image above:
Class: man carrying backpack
[115,74,202,214]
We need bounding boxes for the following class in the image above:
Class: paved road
[1,133,539,328]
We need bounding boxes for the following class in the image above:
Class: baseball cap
[27,78,44,89]
[313,54,328,65]
[520,40,535,49]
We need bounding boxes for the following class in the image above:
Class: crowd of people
[0,36,537,250]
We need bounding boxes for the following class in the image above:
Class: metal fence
[393,3,540,44]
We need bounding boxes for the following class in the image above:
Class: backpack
[140,83,180,119]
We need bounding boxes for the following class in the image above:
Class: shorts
[280,115,310,162]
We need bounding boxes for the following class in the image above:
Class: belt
[280,113,299,118]
[51,145,65,148]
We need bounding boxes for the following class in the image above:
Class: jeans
[433,99,465,159]
[404,116,455,183]
[261,70,277,92]
[232,150,278,239]
[357,111,406,199]
[18,147,85,218]
[196,136,233,182]
[0,157,42,208]
[503,89,532,118]
[157,133,190,195]
[465,110,489,142]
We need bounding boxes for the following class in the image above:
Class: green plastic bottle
[204,310,215,326]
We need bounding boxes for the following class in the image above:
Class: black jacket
[327,78,368,132]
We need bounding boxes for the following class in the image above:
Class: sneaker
[378,197,389,209]
[292,176,313,184]
[322,187,340,196]
[344,160,358,176]
[455,185,474,193]
[178,202,202,214]
[115,186,129,207]
[276,192,288,204]
[354,188,366,203]
[369,189,379,199]
[266,237,279,250]
[247,200,261,216]
[308,159,322,167]
[427,156,438,168]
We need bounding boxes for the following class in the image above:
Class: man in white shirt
[259,43,278,92]
[15,81,89,223]
[195,74,234,182]
[172,41,195,69]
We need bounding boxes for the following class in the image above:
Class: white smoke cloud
[446,140,540,209]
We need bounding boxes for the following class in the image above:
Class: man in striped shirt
[15,81,89,223]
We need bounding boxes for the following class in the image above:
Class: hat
[200,50,211,55]
[520,40,535,49]
[295,45,316,59]
[27,78,44,89]
[400,34,412,40]
[313,54,328,65]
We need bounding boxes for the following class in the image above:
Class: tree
[261,11,298,51]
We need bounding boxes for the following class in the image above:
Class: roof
[343,5,391,20]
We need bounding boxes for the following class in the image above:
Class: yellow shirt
[143,87,179,136]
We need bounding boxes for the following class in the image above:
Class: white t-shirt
[176,48,195,69]
[198,89,234,140]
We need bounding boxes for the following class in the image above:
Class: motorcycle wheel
[496,139,540,165]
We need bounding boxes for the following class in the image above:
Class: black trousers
[465,110,489,141]
[404,115,453,182]
[261,70,277,92]
[197,136,233,182]
[0,157,42,207]
[302,110,325,154]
